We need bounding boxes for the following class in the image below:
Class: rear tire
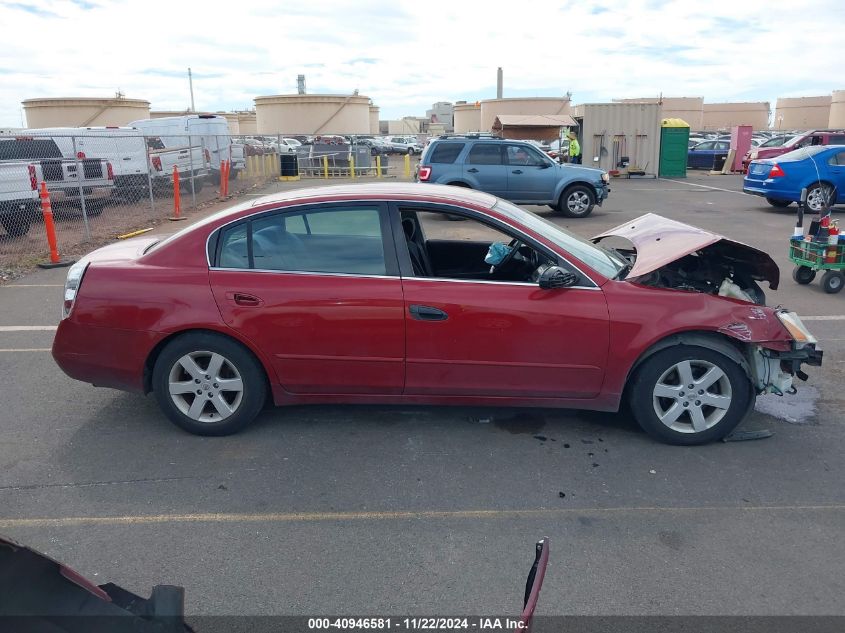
[152,332,267,436]
[821,270,844,294]
[766,197,792,208]
[792,266,816,285]
[0,214,31,237]
[558,185,596,218]
[628,345,753,445]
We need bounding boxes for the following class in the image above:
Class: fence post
[376,155,382,178]
[188,134,197,208]
[36,182,73,268]
[70,136,91,240]
[350,155,355,179]
[169,165,185,221]
[323,155,329,179]
[403,153,411,178]
[145,136,156,216]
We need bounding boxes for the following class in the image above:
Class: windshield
[760,136,791,148]
[493,199,625,278]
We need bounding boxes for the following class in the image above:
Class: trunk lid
[593,213,780,289]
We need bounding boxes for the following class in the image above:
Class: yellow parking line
[0,505,842,529]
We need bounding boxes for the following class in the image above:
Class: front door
[395,205,610,399]
[504,144,557,202]
[210,203,406,395]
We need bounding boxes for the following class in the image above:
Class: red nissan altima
[52,183,821,444]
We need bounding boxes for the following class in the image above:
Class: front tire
[152,332,267,436]
[629,346,753,445]
[1,214,32,237]
[766,197,792,208]
[558,185,596,218]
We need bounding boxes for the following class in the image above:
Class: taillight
[62,261,89,319]
[151,156,162,171]
[76,151,86,159]
[28,165,37,190]
[769,163,785,178]
[106,162,114,180]
[418,166,432,182]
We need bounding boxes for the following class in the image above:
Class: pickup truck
[145,137,209,192]
[386,136,423,155]
[0,137,114,236]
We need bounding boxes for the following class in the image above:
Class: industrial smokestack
[496,67,503,99]
[297,74,306,95]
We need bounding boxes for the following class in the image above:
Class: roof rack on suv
[436,133,502,139]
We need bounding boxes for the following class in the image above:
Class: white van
[129,115,243,182]
[27,127,148,199]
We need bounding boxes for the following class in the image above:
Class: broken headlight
[776,311,817,347]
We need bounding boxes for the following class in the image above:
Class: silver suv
[417,135,610,218]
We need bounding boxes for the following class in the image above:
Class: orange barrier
[169,165,185,221]
[219,160,230,199]
[36,182,73,268]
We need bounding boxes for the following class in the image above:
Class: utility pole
[188,67,196,112]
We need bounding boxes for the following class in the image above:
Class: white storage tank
[829,90,845,128]
[254,94,370,134]
[774,96,832,130]
[22,97,150,128]
[369,106,380,134]
[479,97,570,132]
[453,102,481,133]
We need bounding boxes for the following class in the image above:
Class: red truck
[742,129,845,172]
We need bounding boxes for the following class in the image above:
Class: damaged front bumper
[750,310,822,395]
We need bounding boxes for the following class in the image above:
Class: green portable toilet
[659,118,690,178]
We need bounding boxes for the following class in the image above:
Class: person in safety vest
[567,132,581,164]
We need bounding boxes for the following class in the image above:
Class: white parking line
[1,284,63,288]
[0,348,51,352]
[660,178,751,196]
[802,316,845,321]
[0,326,57,331]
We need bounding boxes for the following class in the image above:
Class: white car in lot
[386,136,423,155]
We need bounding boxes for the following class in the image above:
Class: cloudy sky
[0,0,841,127]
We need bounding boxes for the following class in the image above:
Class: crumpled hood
[593,213,780,289]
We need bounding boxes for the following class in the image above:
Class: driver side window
[399,209,556,284]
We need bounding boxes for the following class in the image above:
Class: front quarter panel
[601,281,794,401]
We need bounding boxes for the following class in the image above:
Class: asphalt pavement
[1,172,843,618]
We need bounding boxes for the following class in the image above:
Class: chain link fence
[0,131,421,270]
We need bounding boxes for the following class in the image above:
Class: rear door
[463,143,508,196]
[504,144,557,202]
[209,202,406,395]
[827,149,845,202]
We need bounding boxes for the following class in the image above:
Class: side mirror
[538,266,578,290]
[538,162,551,169]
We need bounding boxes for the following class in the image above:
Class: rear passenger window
[218,207,387,275]
[429,142,464,164]
[467,144,503,165]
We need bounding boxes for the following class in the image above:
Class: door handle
[511,169,523,174]
[409,304,448,321]
[232,292,262,307]
[467,168,479,173]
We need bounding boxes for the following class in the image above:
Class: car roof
[248,182,498,209]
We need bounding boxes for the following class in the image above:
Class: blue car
[687,140,730,169]
[417,135,610,218]
[743,145,845,211]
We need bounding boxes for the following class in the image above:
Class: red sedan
[52,183,821,445]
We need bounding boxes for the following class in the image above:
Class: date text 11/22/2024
[308,617,528,630]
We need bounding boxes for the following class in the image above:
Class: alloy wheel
[652,359,732,433]
[167,351,244,423]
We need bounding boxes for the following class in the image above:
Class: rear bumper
[742,181,795,201]
[50,186,114,204]
[52,320,162,394]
